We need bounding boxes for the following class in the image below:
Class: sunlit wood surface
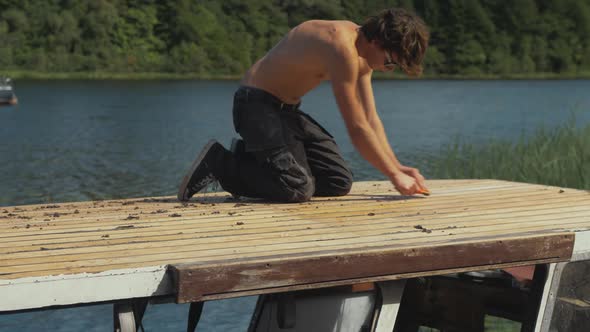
[1,180,587,291]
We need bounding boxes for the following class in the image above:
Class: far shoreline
[3,70,590,81]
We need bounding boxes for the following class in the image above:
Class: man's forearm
[371,117,403,169]
[349,125,401,179]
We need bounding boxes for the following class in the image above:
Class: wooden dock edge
[171,233,575,303]
[572,230,590,261]
[0,265,172,312]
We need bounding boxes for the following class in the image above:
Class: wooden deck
[1,179,589,311]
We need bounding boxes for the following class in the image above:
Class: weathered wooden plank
[0,182,549,234]
[196,258,561,302]
[0,207,590,272]
[172,233,574,303]
[1,205,586,268]
[0,193,586,252]
[1,187,585,249]
[2,204,587,271]
[1,221,583,279]
[0,180,560,230]
[1,190,585,249]
[0,180,588,311]
[1,204,588,270]
[0,265,171,311]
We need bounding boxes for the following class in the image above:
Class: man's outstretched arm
[327,45,419,195]
[357,72,428,191]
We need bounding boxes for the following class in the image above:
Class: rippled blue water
[1,79,589,331]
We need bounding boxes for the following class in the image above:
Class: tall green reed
[432,115,590,190]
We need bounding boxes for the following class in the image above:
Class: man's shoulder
[320,21,359,58]
[299,19,356,27]
[298,20,357,42]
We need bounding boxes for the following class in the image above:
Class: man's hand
[391,172,419,196]
[399,166,429,193]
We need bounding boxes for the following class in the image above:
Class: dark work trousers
[215,86,353,203]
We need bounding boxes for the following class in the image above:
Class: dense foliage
[1,0,589,77]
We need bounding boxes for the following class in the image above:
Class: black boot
[177,140,226,201]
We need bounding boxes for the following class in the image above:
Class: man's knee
[282,180,314,202]
[315,169,353,197]
[329,175,353,196]
[274,174,314,203]
[270,150,315,203]
[337,176,353,196]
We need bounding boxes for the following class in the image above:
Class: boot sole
[177,139,217,201]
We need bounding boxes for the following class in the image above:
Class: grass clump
[432,116,590,190]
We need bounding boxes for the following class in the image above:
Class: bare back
[241,20,369,105]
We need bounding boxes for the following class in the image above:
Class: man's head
[360,8,429,76]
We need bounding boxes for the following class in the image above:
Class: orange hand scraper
[418,188,430,196]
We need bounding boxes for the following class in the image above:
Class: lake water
[1,79,589,331]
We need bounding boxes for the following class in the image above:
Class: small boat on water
[0,77,18,106]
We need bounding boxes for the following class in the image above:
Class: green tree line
[1,0,589,77]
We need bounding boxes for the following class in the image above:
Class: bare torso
[240,20,372,104]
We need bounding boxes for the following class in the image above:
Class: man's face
[382,50,399,72]
[370,41,399,72]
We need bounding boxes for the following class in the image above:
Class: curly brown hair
[360,8,429,76]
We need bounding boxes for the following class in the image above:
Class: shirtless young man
[178,8,430,203]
